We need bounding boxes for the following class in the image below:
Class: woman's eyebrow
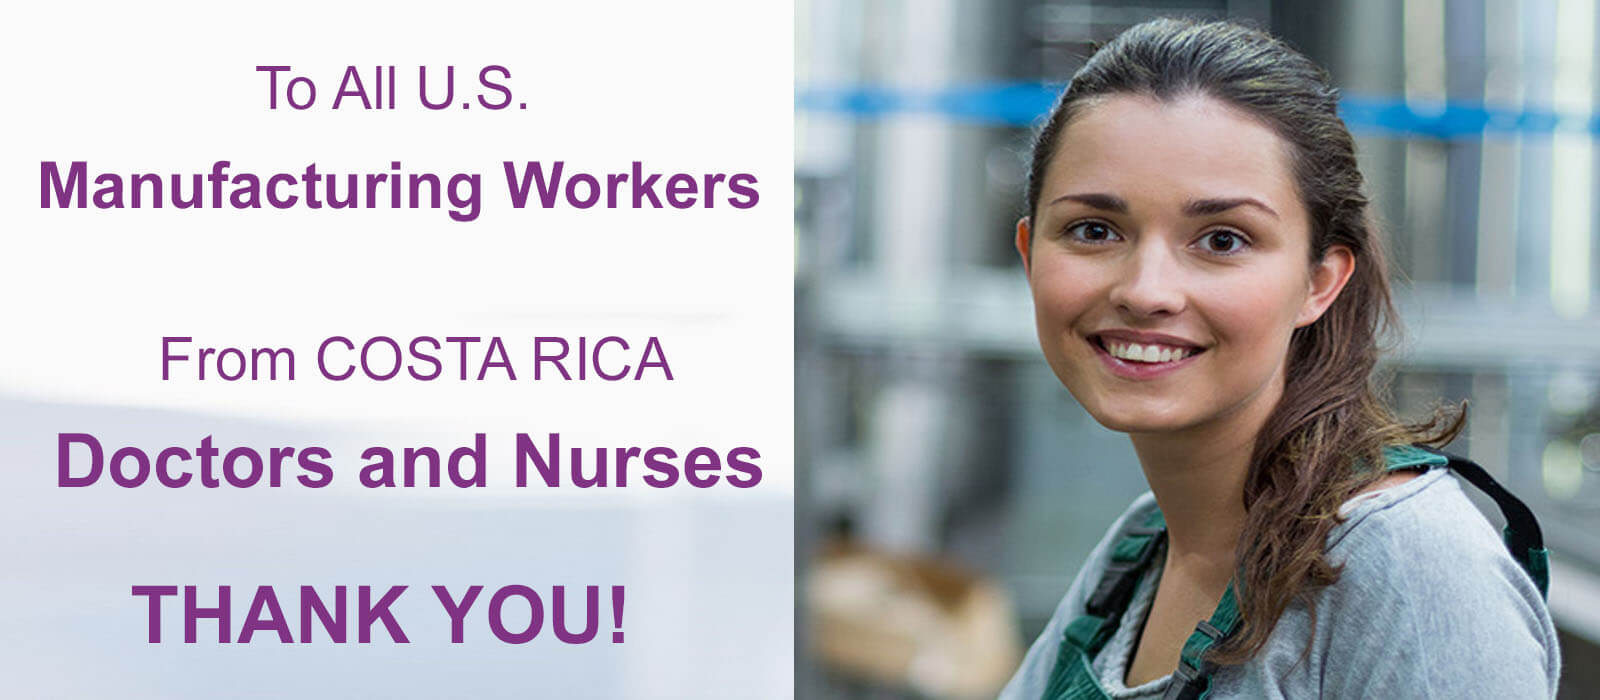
[1046,192,1127,212]
[1046,193,1279,220]
[1184,197,1279,219]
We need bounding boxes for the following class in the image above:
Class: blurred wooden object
[808,540,1023,698]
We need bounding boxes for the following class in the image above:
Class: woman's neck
[1129,369,1284,578]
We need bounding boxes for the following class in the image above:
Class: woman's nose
[1107,242,1186,317]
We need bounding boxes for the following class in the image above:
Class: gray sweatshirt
[998,467,1561,699]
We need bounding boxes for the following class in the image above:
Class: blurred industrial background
[794,0,1600,697]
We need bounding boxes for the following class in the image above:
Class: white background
[0,1,793,697]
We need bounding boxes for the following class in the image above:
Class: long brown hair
[1023,17,1465,662]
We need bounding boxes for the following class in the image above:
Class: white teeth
[1104,339,1195,364]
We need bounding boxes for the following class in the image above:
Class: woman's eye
[1064,221,1121,243]
[1197,229,1248,254]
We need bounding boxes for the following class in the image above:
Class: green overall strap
[1409,443,1550,598]
[1161,584,1241,700]
[1043,508,1166,699]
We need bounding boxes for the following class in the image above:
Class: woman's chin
[1081,400,1195,434]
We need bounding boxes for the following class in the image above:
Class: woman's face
[1017,93,1352,436]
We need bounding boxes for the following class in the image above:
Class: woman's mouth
[1087,334,1206,378]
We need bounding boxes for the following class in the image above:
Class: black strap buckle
[1193,620,1224,643]
[1163,659,1209,700]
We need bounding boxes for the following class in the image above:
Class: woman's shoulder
[1329,444,1514,558]
[1329,461,1507,561]
[1329,464,1467,547]
[1305,463,1561,697]
[1326,465,1540,600]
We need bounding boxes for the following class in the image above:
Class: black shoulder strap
[1410,443,1550,599]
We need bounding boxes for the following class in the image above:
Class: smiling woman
[1000,18,1559,700]
[1018,91,1350,439]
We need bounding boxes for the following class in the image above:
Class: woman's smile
[1086,330,1208,380]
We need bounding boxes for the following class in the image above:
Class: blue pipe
[796,83,1592,139]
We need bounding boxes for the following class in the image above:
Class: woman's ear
[1014,217,1033,277]
[1296,244,1355,327]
